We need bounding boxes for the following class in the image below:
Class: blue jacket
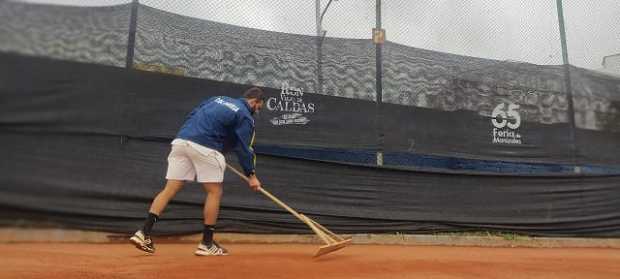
[177,96,256,176]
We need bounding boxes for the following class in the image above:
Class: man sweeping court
[130,87,265,256]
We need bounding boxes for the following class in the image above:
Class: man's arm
[233,117,261,190]
[233,117,256,176]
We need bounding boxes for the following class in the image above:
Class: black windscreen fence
[1,53,620,236]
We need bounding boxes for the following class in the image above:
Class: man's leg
[143,179,185,234]
[131,179,184,253]
[149,179,185,217]
[202,182,223,244]
[195,182,228,256]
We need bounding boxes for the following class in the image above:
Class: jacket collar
[239,98,252,113]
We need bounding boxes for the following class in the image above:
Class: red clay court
[2,243,619,279]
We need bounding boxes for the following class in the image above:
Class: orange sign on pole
[372,28,385,44]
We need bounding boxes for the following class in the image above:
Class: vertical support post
[125,0,139,69]
[375,0,384,166]
[556,0,579,173]
[316,0,321,37]
[316,0,323,94]
[317,40,324,95]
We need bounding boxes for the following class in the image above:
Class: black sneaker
[194,241,229,256]
[129,230,155,254]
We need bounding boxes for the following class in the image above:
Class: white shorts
[165,139,226,183]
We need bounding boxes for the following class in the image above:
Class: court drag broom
[226,164,351,257]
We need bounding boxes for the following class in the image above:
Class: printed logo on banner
[491,103,522,144]
[267,82,316,126]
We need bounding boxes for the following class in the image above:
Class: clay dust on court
[2,243,619,279]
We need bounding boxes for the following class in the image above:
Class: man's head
[243,87,265,115]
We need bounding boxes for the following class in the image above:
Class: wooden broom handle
[225,164,306,221]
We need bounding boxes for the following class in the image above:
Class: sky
[19,0,620,71]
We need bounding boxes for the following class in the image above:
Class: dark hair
[243,87,265,101]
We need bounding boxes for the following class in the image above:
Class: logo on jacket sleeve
[214,97,240,112]
[267,82,316,126]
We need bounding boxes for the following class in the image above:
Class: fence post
[555,0,579,173]
[125,0,139,69]
[315,1,322,94]
[375,0,384,166]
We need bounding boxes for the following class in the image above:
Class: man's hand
[247,174,261,191]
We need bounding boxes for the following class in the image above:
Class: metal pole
[316,0,321,37]
[375,0,384,166]
[317,39,323,94]
[315,0,335,95]
[125,0,139,69]
[556,0,579,172]
[316,0,323,94]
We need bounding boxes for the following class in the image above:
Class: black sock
[202,225,215,245]
[142,212,159,236]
